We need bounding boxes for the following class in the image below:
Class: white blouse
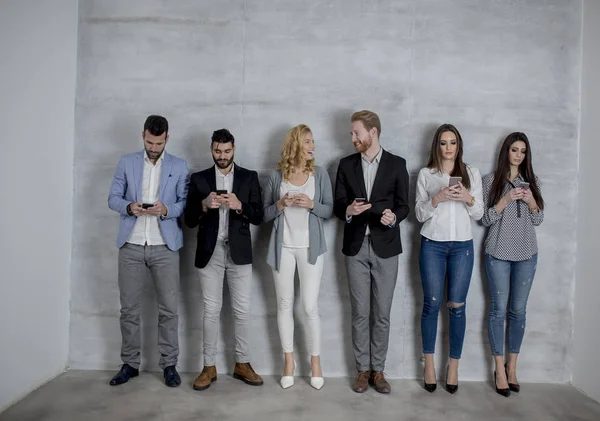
[280,174,315,248]
[415,166,484,242]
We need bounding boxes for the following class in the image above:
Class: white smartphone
[449,177,462,187]
[287,188,300,197]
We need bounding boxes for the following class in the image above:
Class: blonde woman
[263,124,333,390]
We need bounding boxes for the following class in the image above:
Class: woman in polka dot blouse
[481,132,545,397]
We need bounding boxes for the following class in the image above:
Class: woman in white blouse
[415,124,483,394]
[263,124,333,390]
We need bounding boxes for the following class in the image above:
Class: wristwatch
[126,203,133,216]
[468,196,476,207]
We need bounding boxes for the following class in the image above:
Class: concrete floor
[1,371,599,421]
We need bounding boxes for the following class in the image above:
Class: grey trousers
[118,243,180,370]
[345,236,399,372]
[198,239,252,366]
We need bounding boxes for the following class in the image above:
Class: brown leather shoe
[369,371,391,394]
[193,366,217,391]
[352,371,370,393]
[233,362,263,386]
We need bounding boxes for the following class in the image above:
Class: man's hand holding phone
[202,192,222,211]
[347,198,372,217]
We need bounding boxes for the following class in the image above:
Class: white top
[128,152,166,246]
[216,164,234,240]
[280,174,315,248]
[415,165,484,242]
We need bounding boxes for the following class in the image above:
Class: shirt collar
[215,163,235,177]
[361,147,383,164]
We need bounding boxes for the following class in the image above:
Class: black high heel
[445,365,458,394]
[505,363,520,393]
[494,371,511,397]
[423,368,437,393]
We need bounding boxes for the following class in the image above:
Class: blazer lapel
[370,149,389,200]
[353,155,367,199]
[208,165,217,193]
[133,151,144,201]
[232,163,241,195]
[158,152,173,199]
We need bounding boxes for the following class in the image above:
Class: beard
[353,134,373,153]
[214,156,234,169]
[145,148,163,160]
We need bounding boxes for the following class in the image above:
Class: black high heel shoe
[505,363,520,393]
[445,366,458,394]
[423,368,437,393]
[494,371,511,397]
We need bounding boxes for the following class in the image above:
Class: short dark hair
[143,115,169,137]
[211,128,235,145]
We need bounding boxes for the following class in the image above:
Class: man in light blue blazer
[107,115,189,388]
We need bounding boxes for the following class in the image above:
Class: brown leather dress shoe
[352,371,370,393]
[233,362,264,386]
[369,371,391,394]
[193,366,217,391]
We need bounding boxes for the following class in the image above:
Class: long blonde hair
[277,124,315,180]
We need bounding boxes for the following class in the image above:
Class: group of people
[107,111,544,398]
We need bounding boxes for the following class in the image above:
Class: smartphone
[287,189,300,197]
[142,203,154,209]
[449,177,462,187]
[355,197,367,204]
[520,182,530,190]
[215,190,227,195]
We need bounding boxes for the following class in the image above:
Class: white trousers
[272,247,324,356]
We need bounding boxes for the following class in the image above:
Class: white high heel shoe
[280,360,295,389]
[310,376,324,390]
[310,358,324,390]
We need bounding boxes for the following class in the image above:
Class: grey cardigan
[263,166,333,271]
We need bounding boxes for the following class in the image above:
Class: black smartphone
[216,189,227,195]
[142,203,154,209]
[355,197,367,204]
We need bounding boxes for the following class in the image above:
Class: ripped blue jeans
[420,237,474,359]
[485,254,537,356]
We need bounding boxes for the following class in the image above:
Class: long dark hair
[427,123,471,190]
[488,132,544,210]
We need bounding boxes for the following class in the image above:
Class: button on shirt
[481,173,544,261]
[127,152,166,246]
[415,165,484,241]
[216,164,234,240]
[362,148,383,234]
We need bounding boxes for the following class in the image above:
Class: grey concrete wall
[573,0,600,403]
[0,0,78,411]
[70,0,581,382]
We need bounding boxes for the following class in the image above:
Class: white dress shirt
[216,164,234,240]
[128,152,166,246]
[415,165,484,241]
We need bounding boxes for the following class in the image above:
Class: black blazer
[334,150,410,258]
[184,164,263,268]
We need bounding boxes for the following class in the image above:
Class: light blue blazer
[108,150,189,251]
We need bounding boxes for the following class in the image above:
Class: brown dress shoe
[369,371,391,394]
[193,366,217,391]
[352,371,370,393]
[233,362,264,386]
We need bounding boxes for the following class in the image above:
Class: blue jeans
[485,254,537,356]
[419,237,474,359]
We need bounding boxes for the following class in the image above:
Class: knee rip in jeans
[447,302,464,314]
